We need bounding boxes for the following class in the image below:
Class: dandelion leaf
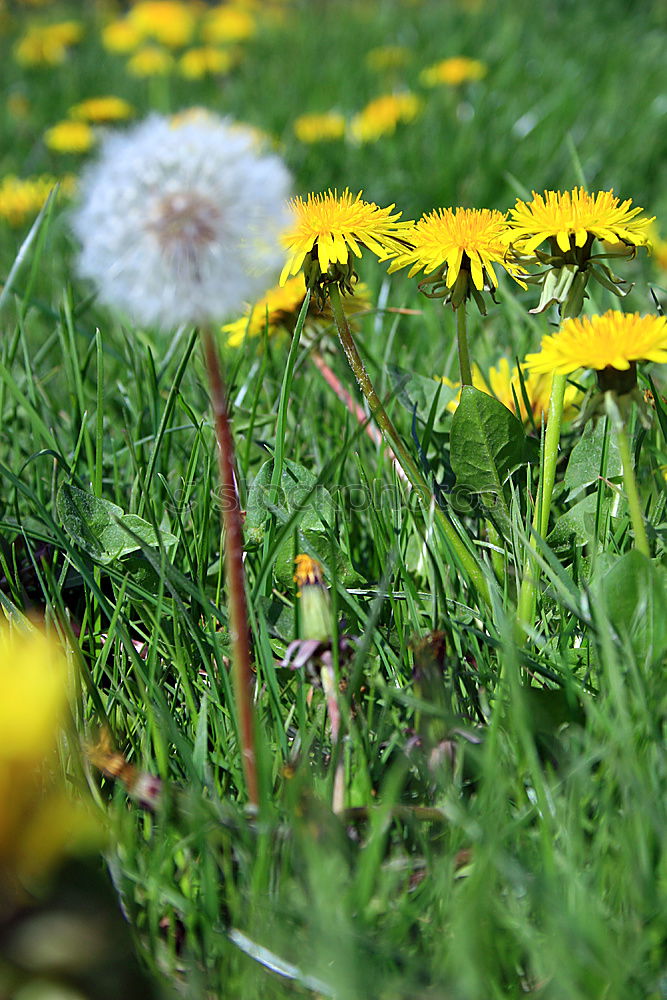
[57,483,178,565]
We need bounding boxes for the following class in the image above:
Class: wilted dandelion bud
[294,554,331,644]
[71,111,292,330]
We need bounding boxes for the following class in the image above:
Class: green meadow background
[2,1,667,998]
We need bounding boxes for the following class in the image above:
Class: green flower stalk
[280,189,490,605]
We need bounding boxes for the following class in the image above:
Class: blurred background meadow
[2,1,667,998]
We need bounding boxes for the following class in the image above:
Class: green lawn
[2,1,667,998]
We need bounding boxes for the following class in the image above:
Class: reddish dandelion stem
[202,326,259,809]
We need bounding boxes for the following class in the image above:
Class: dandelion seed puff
[71,112,292,330]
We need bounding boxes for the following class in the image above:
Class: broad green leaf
[449,386,529,533]
[57,483,178,565]
[387,364,458,432]
[563,418,621,500]
[245,459,352,585]
[598,550,667,664]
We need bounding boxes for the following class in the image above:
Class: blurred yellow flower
[222,274,370,346]
[349,92,422,143]
[44,120,95,153]
[126,44,174,76]
[365,44,411,72]
[69,96,135,123]
[0,173,75,226]
[202,5,256,43]
[420,56,487,87]
[102,18,143,53]
[441,358,579,424]
[0,623,99,891]
[128,0,198,47]
[14,20,83,66]
[178,45,235,78]
[293,111,346,144]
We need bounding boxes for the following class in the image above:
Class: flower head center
[149,191,220,267]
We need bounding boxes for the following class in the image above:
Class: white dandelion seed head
[71,112,293,330]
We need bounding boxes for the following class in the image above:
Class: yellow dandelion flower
[280,188,413,293]
[44,120,95,153]
[349,92,422,144]
[223,274,371,346]
[0,173,73,226]
[102,18,143,53]
[475,357,580,424]
[69,96,134,123]
[202,5,256,43]
[506,188,654,256]
[441,358,579,423]
[365,44,411,72]
[128,0,197,47]
[420,56,487,87]
[388,207,526,310]
[525,310,667,377]
[293,111,346,144]
[127,44,174,76]
[178,45,235,78]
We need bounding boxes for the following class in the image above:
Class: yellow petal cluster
[349,92,422,144]
[280,188,413,284]
[388,207,526,290]
[525,311,667,375]
[506,188,654,254]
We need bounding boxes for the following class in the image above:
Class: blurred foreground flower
[0,623,98,904]
[505,188,653,316]
[72,111,291,329]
